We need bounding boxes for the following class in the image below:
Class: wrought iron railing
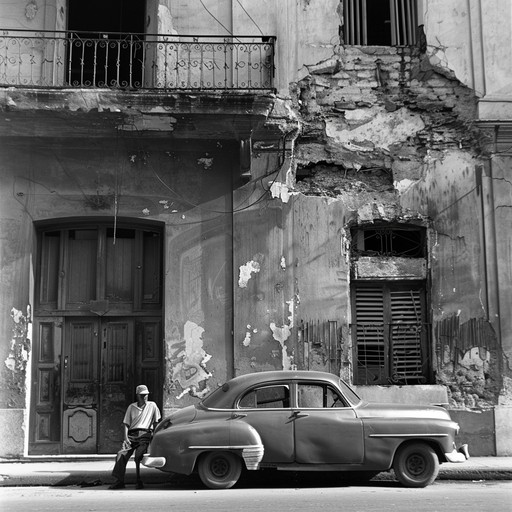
[0,30,275,91]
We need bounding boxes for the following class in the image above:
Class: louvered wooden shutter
[354,286,387,384]
[390,288,425,382]
[354,284,428,384]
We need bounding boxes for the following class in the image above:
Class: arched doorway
[29,220,163,454]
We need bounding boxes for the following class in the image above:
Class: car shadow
[234,469,401,489]
[76,469,401,491]
[119,469,402,491]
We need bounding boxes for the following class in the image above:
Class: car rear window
[239,385,290,408]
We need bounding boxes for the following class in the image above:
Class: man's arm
[123,423,130,441]
[151,403,161,430]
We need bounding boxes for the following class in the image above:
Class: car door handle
[231,412,247,419]
[290,411,309,419]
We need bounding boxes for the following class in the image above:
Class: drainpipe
[489,126,502,345]
[230,148,236,380]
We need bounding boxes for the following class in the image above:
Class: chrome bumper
[141,454,166,468]
[445,444,470,463]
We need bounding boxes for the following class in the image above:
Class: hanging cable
[236,0,264,36]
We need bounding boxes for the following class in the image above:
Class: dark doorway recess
[67,0,146,87]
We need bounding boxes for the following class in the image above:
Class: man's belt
[128,428,152,434]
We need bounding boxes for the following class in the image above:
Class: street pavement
[0,456,511,488]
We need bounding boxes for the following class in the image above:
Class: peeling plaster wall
[0,175,32,397]
[163,206,234,411]
[423,0,512,98]
[229,7,511,417]
[1,0,511,456]
[0,133,238,442]
[0,174,33,455]
[273,10,511,445]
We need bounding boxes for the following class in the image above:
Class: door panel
[98,319,134,453]
[242,410,295,463]
[293,409,364,464]
[63,407,97,453]
[135,319,162,407]
[293,382,364,464]
[238,385,294,463]
[29,318,63,455]
[62,319,99,453]
[61,316,160,454]
[66,230,97,308]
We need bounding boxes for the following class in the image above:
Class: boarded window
[352,282,430,385]
[343,0,418,46]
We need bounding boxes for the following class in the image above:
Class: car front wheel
[197,451,242,489]
[393,442,439,488]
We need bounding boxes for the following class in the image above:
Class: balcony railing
[0,30,275,91]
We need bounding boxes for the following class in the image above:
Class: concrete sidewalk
[0,457,511,488]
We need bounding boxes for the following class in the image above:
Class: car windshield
[338,378,362,406]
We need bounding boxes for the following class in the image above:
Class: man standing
[109,385,161,489]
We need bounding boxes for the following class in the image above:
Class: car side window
[298,384,346,408]
[239,385,290,409]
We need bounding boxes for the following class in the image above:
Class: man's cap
[136,385,150,395]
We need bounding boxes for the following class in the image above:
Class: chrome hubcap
[407,454,426,476]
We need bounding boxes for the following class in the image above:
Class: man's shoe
[136,480,144,489]
[109,482,125,490]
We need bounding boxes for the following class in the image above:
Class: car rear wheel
[393,442,439,488]
[198,451,242,489]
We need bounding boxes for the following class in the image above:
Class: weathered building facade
[0,0,511,458]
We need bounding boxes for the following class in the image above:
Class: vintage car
[142,370,468,489]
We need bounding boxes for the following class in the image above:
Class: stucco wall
[0,0,511,456]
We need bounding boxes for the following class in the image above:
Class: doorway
[30,221,163,455]
[66,0,146,87]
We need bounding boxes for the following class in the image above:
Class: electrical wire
[199,0,234,36]
[148,157,282,215]
[236,0,264,36]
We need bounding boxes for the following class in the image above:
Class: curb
[1,464,511,488]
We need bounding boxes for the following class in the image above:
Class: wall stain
[169,321,212,399]
[2,307,31,408]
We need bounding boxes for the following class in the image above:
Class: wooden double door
[30,222,163,455]
[31,315,161,454]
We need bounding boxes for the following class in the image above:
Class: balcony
[0,30,275,91]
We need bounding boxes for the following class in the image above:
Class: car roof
[201,370,342,409]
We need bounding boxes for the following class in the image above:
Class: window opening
[352,226,425,257]
[343,0,418,46]
[352,282,430,385]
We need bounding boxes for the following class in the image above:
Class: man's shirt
[123,401,161,430]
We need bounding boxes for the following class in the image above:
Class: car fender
[146,418,264,475]
[361,416,459,468]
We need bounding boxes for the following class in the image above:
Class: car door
[237,383,295,463]
[292,382,364,464]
